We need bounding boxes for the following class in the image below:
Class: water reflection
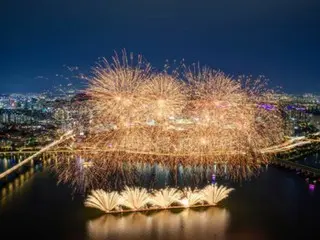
[53,153,264,192]
[1,151,264,194]
[87,207,230,240]
[0,167,35,207]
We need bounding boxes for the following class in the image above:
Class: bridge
[0,131,74,180]
[261,132,320,153]
[0,131,319,179]
[272,158,320,177]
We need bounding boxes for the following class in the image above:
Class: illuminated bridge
[0,131,319,180]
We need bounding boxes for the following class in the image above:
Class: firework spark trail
[54,51,285,190]
[85,54,283,159]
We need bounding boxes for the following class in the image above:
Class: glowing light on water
[87,208,230,240]
[212,174,216,183]
[309,184,315,191]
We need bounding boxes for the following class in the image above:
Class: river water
[0,154,320,240]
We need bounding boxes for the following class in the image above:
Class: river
[0,154,319,239]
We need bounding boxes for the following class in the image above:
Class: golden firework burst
[54,51,285,190]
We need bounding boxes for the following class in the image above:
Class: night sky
[1,0,320,94]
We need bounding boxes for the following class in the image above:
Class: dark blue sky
[1,0,320,94]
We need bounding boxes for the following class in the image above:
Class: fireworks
[120,186,150,210]
[179,187,204,207]
[150,188,182,208]
[84,184,233,214]
[87,51,151,126]
[201,184,234,205]
[139,73,187,123]
[85,190,121,213]
[53,51,285,190]
[83,53,283,158]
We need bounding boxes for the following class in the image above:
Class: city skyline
[1,0,320,94]
[1,2,320,238]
